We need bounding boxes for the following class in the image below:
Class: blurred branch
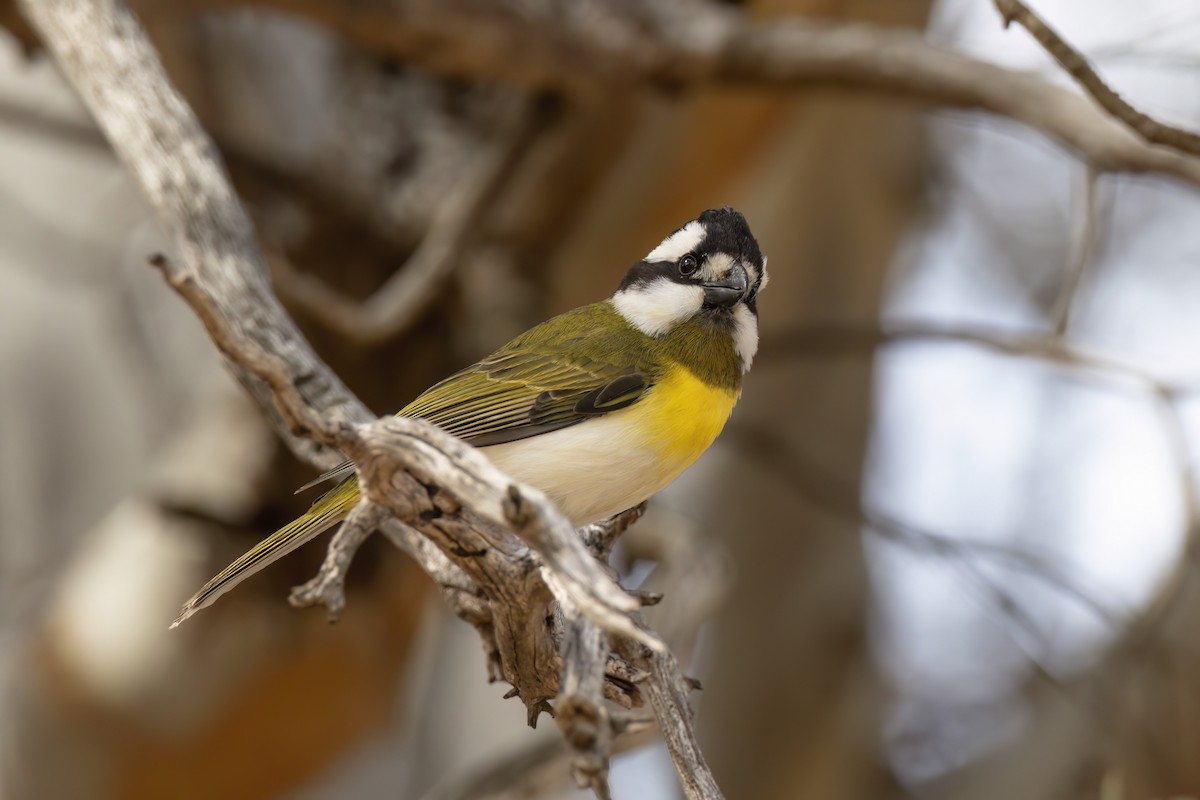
[1111,385,1200,653]
[1052,167,1102,336]
[267,98,539,345]
[7,0,1200,187]
[727,424,1122,631]
[18,1,719,796]
[193,0,1200,188]
[759,321,1182,395]
[0,0,36,53]
[420,713,657,800]
[994,0,1200,159]
[759,310,1200,731]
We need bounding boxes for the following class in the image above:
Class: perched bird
[174,207,766,626]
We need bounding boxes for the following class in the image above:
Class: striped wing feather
[297,345,649,492]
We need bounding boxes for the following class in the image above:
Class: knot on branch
[502,483,532,529]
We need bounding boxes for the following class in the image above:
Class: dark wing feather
[295,462,356,493]
[406,347,649,444]
[296,329,653,492]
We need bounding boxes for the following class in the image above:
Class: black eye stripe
[618,253,766,292]
[618,260,693,290]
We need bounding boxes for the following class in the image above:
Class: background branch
[267,96,539,344]
[994,0,1200,158]
[192,0,1200,188]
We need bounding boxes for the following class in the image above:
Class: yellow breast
[481,364,738,526]
[633,365,739,468]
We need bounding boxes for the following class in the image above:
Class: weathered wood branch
[421,508,731,800]
[188,0,1200,188]
[17,0,718,796]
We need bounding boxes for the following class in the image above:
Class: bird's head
[612,207,767,372]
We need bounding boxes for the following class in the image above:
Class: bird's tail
[171,480,359,628]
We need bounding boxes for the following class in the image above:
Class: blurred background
[3,0,1200,798]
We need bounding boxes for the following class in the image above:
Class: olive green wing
[297,333,652,492]
[405,348,648,446]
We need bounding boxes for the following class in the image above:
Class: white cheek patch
[732,302,759,373]
[756,256,769,291]
[645,221,706,263]
[611,278,704,337]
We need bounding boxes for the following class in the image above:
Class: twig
[640,650,722,800]
[758,320,1187,396]
[579,502,648,559]
[1052,166,1102,336]
[289,499,387,620]
[554,610,614,798]
[994,0,1200,158]
[727,423,1121,630]
[269,98,538,344]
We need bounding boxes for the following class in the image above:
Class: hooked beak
[702,263,748,309]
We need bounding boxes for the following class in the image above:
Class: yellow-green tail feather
[171,480,360,627]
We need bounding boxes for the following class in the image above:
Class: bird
[173,206,766,626]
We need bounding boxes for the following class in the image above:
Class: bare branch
[288,499,387,619]
[18,0,363,469]
[14,0,1200,191]
[201,0,1200,188]
[420,514,734,800]
[578,502,648,559]
[268,98,539,344]
[554,611,614,798]
[758,320,1183,395]
[1052,166,1102,336]
[708,18,1200,187]
[641,650,722,800]
[994,0,1200,158]
[359,420,660,652]
[727,422,1122,630]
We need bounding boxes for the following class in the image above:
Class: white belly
[480,412,675,527]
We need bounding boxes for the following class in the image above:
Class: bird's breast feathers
[636,365,739,465]
[480,364,738,526]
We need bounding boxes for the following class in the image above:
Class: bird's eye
[678,254,699,276]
